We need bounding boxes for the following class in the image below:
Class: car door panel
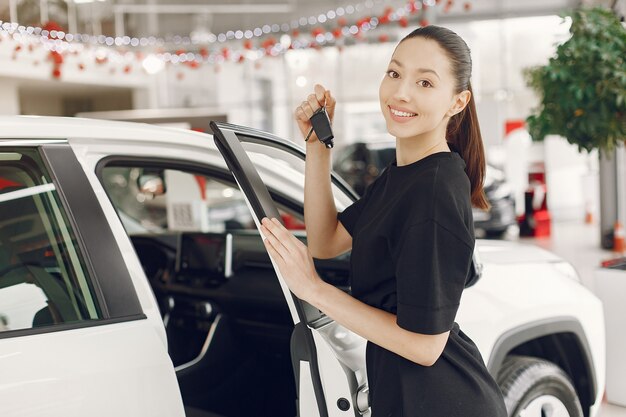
[211,122,369,417]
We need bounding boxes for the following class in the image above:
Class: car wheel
[496,355,583,417]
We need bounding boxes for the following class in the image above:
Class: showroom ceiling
[0,0,584,40]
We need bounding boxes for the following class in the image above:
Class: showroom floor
[518,219,626,416]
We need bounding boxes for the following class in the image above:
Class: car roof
[0,115,210,143]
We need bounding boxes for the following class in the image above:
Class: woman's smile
[388,105,418,123]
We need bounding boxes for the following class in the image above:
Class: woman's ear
[446,90,471,118]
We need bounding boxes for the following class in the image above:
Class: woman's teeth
[390,108,417,117]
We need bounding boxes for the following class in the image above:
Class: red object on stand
[504,119,525,136]
[518,168,551,238]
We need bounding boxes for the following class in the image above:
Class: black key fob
[309,107,334,148]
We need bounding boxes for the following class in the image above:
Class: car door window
[101,166,305,235]
[0,149,101,333]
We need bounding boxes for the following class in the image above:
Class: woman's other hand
[260,217,324,304]
[294,84,336,144]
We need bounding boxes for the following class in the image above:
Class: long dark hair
[400,26,490,210]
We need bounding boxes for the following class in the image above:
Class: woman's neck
[395,131,450,166]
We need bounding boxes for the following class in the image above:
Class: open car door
[210,122,370,417]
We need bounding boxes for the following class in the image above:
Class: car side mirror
[138,174,165,197]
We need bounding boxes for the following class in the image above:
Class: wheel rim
[519,394,570,417]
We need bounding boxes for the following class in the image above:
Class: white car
[0,116,605,417]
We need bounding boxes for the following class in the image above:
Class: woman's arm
[260,217,449,367]
[313,280,450,366]
[298,84,352,259]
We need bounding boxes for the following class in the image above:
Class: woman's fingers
[261,218,303,255]
[300,100,315,119]
[261,225,289,259]
[325,90,336,122]
[314,84,326,104]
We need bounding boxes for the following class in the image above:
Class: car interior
[99,163,327,416]
[130,229,351,417]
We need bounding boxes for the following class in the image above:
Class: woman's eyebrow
[390,58,440,80]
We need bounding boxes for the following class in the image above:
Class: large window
[0,149,101,333]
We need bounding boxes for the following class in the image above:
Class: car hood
[476,239,563,264]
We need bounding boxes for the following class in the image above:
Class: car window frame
[0,143,146,340]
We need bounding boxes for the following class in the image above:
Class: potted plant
[524,6,626,249]
[524,6,626,154]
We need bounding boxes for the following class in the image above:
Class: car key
[305,106,334,148]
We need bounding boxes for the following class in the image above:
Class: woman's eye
[418,80,433,88]
[386,70,399,79]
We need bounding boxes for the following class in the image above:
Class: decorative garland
[0,0,472,80]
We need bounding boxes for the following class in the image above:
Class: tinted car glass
[0,149,101,333]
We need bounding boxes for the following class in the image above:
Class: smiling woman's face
[379,37,458,141]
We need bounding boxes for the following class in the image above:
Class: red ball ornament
[243,40,253,50]
[123,65,132,74]
[52,68,61,79]
[199,47,209,57]
[188,61,200,69]
[292,29,300,37]
[48,51,63,65]
[311,27,324,37]
[43,21,65,34]
[378,34,390,43]
[464,2,472,11]
[399,17,409,28]
[379,15,390,25]
[78,63,85,71]
[420,19,430,27]
[14,45,22,52]
[221,47,230,59]
[175,49,186,55]
[333,28,343,38]
[237,55,245,63]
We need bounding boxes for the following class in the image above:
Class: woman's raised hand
[294,84,336,144]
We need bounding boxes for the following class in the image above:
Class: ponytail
[400,25,490,210]
[446,83,490,210]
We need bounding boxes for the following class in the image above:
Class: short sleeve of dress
[337,196,366,237]
[395,219,474,335]
[336,171,383,237]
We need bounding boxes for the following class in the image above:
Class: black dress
[337,149,508,417]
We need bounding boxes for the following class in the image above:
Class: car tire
[496,355,583,417]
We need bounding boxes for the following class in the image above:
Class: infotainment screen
[176,233,227,279]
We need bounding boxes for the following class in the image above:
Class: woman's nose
[391,80,412,102]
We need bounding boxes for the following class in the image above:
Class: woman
[260,25,508,416]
